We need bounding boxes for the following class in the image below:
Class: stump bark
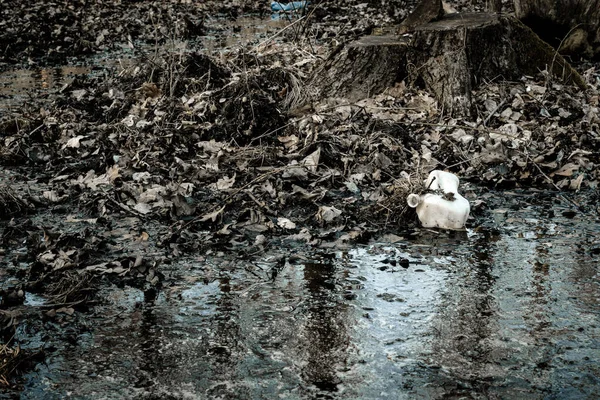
[313,13,585,116]
[515,0,600,58]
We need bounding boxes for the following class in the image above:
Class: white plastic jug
[406,170,470,230]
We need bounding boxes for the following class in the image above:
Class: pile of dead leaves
[0,0,252,65]
[2,43,599,259]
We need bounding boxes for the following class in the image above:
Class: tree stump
[312,13,586,116]
[515,0,600,58]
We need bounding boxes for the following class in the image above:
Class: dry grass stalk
[0,185,29,218]
[377,166,429,225]
[0,343,21,387]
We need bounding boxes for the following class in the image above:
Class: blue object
[270,1,309,12]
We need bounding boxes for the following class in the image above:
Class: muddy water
[0,66,90,95]
[0,66,87,112]
[2,11,598,400]
[16,191,600,399]
[202,15,289,51]
[0,58,128,113]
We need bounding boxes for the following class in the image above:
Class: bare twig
[525,153,583,211]
[254,16,306,50]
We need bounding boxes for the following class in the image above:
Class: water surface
[18,190,600,399]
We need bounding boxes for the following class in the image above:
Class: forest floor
[1,0,599,396]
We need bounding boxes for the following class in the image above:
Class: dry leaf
[64,135,86,149]
[552,163,579,177]
[278,135,299,150]
[315,206,342,223]
[134,202,152,214]
[56,307,75,315]
[77,167,119,191]
[302,147,321,173]
[137,232,150,241]
[213,174,236,190]
[277,217,296,229]
[138,186,166,203]
[197,140,226,154]
[261,181,277,198]
[282,160,308,179]
[569,174,584,190]
[43,191,64,202]
[200,205,225,222]
[285,228,312,242]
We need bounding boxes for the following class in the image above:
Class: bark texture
[515,0,600,58]
[398,0,444,34]
[312,13,585,116]
[312,36,410,102]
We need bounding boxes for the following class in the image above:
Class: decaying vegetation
[0,0,599,392]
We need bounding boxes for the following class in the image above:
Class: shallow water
[0,56,131,113]
[15,190,600,399]
[202,14,289,51]
[0,66,91,96]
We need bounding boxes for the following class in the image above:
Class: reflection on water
[426,229,501,397]
[201,16,289,52]
[301,260,348,396]
[20,193,600,398]
[0,66,91,113]
[0,66,90,96]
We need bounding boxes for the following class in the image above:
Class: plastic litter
[270,1,309,12]
[407,170,470,230]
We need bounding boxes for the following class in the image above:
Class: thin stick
[525,153,583,210]
[254,16,306,49]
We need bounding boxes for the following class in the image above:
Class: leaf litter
[0,0,599,392]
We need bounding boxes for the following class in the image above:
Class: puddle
[16,191,600,398]
[22,292,47,307]
[0,56,132,113]
[2,8,598,398]
[0,66,94,97]
[202,15,290,51]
